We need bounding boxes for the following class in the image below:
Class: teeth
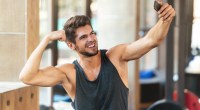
[88,44,95,48]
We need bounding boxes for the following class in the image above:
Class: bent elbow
[19,73,32,85]
[19,73,24,81]
[20,79,32,85]
[19,75,28,84]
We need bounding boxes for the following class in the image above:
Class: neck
[78,50,101,69]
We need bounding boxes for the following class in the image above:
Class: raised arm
[19,30,67,86]
[120,3,175,61]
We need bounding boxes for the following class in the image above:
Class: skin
[19,3,175,102]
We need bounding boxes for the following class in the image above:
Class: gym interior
[0,0,200,110]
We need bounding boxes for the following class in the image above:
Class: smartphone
[154,0,162,11]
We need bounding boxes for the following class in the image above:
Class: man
[19,2,175,110]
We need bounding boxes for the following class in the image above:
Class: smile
[88,43,95,48]
[86,42,96,48]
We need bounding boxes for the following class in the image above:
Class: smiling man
[19,2,175,110]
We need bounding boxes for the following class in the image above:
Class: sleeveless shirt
[72,50,129,110]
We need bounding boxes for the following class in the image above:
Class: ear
[66,41,76,50]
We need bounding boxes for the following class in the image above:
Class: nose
[87,34,95,41]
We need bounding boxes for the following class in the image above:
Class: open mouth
[88,43,95,48]
[86,42,96,48]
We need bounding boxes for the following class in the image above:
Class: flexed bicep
[20,66,67,87]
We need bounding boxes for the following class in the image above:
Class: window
[39,0,53,107]
[191,0,200,49]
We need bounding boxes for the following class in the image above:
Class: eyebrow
[78,30,94,39]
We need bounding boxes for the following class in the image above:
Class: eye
[90,31,96,35]
[79,35,87,40]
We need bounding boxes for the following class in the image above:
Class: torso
[58,50,129,101]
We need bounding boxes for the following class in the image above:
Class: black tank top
[72,50,129,110]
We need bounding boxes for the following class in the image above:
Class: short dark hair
[63,15,92,43]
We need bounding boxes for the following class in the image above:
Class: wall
[0,0,39,81]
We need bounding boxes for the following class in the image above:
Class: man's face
[74,25,98,57]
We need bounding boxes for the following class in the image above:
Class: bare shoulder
[106,44,128,61]
[105,44,129,70]
[56,63,75,72]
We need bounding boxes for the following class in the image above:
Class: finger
[158,4,172,18]
[60,30,67,41]
[161,5,172,18]
[60,30,65,35]
[164,11,175,22]
[158,3,169,14]
[58,38,65,42]
[53,30,66,42]
[163,11,176,22]
[163,8,174,20]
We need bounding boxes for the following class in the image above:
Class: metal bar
[86,0,92,18]
[51,0,59,66]
[175,0,193,107]
[165,0,175,101]
[50,0,59,107]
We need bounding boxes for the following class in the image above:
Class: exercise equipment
[173,89,200,110]
[147,99,182,110]
[140,70,156,79]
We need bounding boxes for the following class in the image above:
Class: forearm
[146,18,173,47]
[19,37,50,81]
[114,3,175,61]
[119,17,173,61]
[146,2,175,47]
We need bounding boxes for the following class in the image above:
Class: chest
[82,66,101,81]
